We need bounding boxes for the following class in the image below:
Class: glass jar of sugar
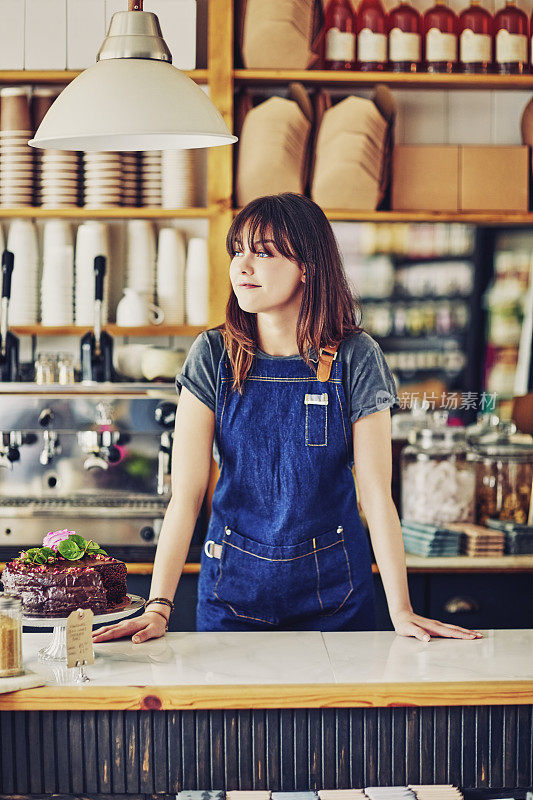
[0,594,23,678]
[401,425,476,525]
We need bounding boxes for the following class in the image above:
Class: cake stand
[23,594,145,663]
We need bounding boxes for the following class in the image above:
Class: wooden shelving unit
[11,324,205,337]
[0,207,212,220]
[0,69,208,84]
[234,68,533,90]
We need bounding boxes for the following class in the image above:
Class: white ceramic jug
[116,288,164,326]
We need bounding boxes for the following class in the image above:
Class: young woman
[94,193,481,643]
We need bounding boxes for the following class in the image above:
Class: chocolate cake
[1,552,128,617]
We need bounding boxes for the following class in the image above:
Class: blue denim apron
[196,348,376,631]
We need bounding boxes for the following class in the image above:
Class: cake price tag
[66,608,95,669]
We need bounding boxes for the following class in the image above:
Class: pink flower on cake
[43,529,75,551]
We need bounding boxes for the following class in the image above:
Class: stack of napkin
[485,518,533,554]
[319,792,367,800]
[409,787,464,800]
[446,522,504,557]
[227,792,271,800]
[401,520,463,557]
[365,789,417,800]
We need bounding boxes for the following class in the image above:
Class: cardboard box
[0,0,24,70]
[67,0,106,70]
[25,0,67,70]
[460,145,529,212]
[392,145,459,212]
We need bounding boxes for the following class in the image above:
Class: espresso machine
[0,386,207,562]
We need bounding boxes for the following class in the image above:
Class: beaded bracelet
[145,597,174,612]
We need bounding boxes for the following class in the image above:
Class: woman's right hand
[92,611,167,644]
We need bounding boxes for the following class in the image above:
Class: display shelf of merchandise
[0,69,208,85]
[0,207,213,220]
[11,325,205,337]
[234,68,533,90]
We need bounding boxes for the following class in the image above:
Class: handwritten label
[66,608,94,669]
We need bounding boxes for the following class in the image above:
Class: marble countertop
[1,629,531,711]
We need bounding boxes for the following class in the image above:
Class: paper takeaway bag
[238,0,322,69]
[311,87,396,210]
[235,84,312,207]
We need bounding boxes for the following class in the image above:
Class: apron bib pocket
[305,392,328,446]
[213,524,353,624]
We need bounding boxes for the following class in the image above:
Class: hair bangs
[226,199,298,262]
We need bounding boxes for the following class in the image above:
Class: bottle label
[495,29,527,63]
[325,27,356,61]
[358,28,387,62]
[426,27,457,62]
[460,29,491,62]
[389,28,421,62]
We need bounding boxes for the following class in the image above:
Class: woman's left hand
[391,609,483,641]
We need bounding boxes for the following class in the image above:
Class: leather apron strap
[316,342,340,383]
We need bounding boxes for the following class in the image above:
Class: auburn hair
[213,193,364,392]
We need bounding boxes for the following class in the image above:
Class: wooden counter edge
[1,680,532,710]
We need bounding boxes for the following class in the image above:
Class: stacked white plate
[140,151,162,206]
[6,219,39,324]
[83,152,122,208]
[0,88,34,208]
[161,150,200,208]
[121,152,139,207]
[41,220,73,325]
[156,227,186,324]
[126,219,156,300]
[74,221,110,325]
[40,150,80,208]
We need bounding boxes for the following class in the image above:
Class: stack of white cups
[75,222,110,325]
[161,150,199,208]
[126,219,156,302]
[41,220,73,325]
[6,219,39,325]
[185,238,208,325]
[156,227,186,324]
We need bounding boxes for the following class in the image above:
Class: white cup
[185,238,208,325]
[116,288,164,327]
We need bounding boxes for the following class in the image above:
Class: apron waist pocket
[213,524,354,625]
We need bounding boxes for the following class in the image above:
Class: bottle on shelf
[387,0,423,72]
[459,0,493,73]
[493,0,528,74]
[424,0,458,73]
[356,0,388,70]
[322,0,357,69]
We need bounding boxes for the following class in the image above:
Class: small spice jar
[467,421,533,525]
[401,424,476,524]
[0,594,23,678]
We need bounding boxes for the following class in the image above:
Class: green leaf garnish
[57,539,84,560]
[69,534,87,550]
[40,547,56,560]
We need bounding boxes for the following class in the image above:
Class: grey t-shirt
[176,329,399,464]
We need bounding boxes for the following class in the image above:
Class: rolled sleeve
[350,343,399,424]
[175,332,217,413]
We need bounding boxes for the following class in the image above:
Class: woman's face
[229,226,304,315]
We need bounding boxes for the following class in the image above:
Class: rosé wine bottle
[494,0,528,74]
[459,0,493,73]
[323,0,357,69]
[424,0,458,72]
[357,0,388,70]
[388,0,423,72]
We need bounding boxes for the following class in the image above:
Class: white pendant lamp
[29,0,237,152]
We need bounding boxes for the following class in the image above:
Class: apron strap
[316,342,340,383]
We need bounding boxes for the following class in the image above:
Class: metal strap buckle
[319,347,337,361]
[204,539,222,559]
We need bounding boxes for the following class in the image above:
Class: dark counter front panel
[0,706,532,794]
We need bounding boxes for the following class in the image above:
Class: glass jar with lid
[467,420,533,525]
[0,594,23,678]
[401,425,476,524]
